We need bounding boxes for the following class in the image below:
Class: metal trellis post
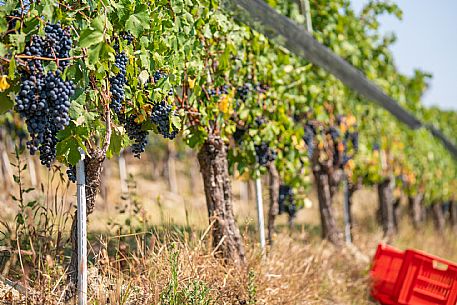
[76,148,87,305]
[255,175,266,253]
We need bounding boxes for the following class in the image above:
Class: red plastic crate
[393,249,457,305]
[370,243,405,305]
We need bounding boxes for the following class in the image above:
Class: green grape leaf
[0,93,14,114]
[79,28,104,48]
[125,5,150,37]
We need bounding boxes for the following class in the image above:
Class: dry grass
[1,152,456,304]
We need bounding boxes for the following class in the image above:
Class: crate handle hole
[432,260,448,271]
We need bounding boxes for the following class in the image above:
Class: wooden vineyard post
[342,174,352,244]
[255,175,266,254]
[76,148,87,305]
[118,149,128,196]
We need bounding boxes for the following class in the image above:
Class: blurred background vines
[0,0,456,304]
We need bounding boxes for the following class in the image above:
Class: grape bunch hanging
[235,82,269,102]
[254,142,277,166]
[150,101,179,140]
[278,184,297,218]
[119,115,149,158]
[15,23,75,167]
[303,123,316,158]
[330,116,359,169]
[109,51,128,114]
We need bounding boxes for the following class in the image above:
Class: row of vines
[1,0,456,297]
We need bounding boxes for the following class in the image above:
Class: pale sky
[351,0,457,110]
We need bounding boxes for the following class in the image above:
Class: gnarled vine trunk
[68,149,105,294]
[346,180,360,240]
[431,203,445,232]
[313,167,342,245]
[377,178,396,237]
[329,168,343,199]
[197,136,245,266]
[393,198,401,232]
[450,201,457,231]
[408,194,424,229]
[267,162,279,245]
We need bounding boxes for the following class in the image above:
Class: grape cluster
[254,83,269,94]
[109,51,128,114]
[233,126,247,144]
[44,23,73,69]
[254,142,277,166]
[23,23,72,71]
[67,165,76,183]
[208,85,229,96]
[15,24,75,167]
[153,70,167,83]
[332,127,359,168]
[119,115,148,158]
[350,131,359,151]
[236,82,269,102]
[150,101,178,139]
[6,11,21,31]
[236,83,252,102]
[121,31,134,44]
[303,123,316,158]
[255,116,266,127]
[329,127,340,142]
[278,184,297,218]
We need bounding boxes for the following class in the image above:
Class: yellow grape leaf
[346,115,356,126]
[135,114,146,123]
[142,104,153,113]
[340,123,347,134]
[346,159,355,170]
[188,78,196,89]
[218,94,231,113]
[0,75,10,92]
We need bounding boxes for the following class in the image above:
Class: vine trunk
[197,136,245,266]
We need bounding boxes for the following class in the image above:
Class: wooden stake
[118,149,128,195]
[343,174,352,244]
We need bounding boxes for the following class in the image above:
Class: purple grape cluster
[67,165,76,183]
[236,82,269,102]
[153,70,167,83]
[150,101,178,140]
[208,85,229,96]
[24,23,72,71]
[109,51,128,114]
[121,31,134,44]
[233,126,247,144]
[303,123,316,158]
[15,24,75,167]
[119,115,148,158]
[254,142,277,166]
[278,184,296,218]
